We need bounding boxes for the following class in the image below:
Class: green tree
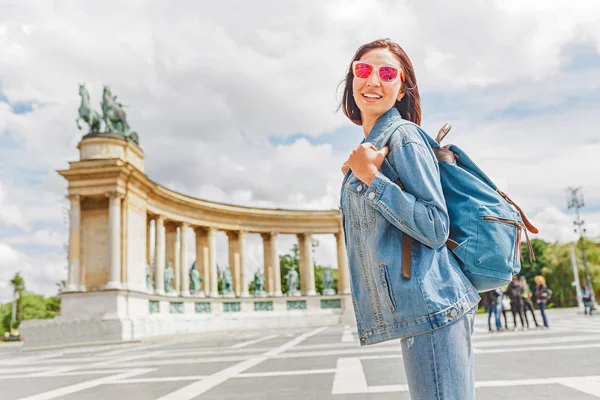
[541,243,577,307]
[279,241,338,294]
[10,272,25,323]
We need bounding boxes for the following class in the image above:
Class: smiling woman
[337,38,480,400]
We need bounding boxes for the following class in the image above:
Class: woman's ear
[396,90,405,102]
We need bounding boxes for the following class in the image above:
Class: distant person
[499,285,510,330]
[582,284,594,316]
[484,289,502,332]
[534,275,551,328]
[520,276,540,328]
[505,275,526,330]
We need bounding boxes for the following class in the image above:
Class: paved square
[1,308,600,399]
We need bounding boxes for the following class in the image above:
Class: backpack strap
[375,121,456,280]
[372,120,412,279]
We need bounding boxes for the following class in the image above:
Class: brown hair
[338,38,422,126]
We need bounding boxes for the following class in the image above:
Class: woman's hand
[343,143,389,186]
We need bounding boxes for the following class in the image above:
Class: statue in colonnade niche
[189,261,203,296]
[145,263,154,291]
[286,266,301,296]
[221,265,234,297]
[164,262,175,294]
[322,267,336,295]
[253,270,266,297]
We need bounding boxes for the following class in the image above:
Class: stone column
[165,221,178,294]
[146,216,153,271]
[154,215,166,295]
[226,231,239,296]
[297,233,316,296]
[195,227,210,296]
[262,232,281,296]
[207,227,218,297]
[105,192,123,290]
[180,222,190,296]
[336,231,351,295]
[227,231,248,297]
[66,194,81,292]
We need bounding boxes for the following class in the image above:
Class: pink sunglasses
[352,61,405,83]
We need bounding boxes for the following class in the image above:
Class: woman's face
[352,48,404,123]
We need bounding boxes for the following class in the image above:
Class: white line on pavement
[155,327,327,400]
[13,369,154,400]
[332,357,368,395]
[229,334,278,349]
[342,325,354,343]
[238,369,336,378]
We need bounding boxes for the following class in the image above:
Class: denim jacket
[340,107,481,346]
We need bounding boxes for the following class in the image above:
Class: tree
[278,241,338,294]
[10,272,25,323]
[542,243,577,307]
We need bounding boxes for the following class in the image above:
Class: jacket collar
[364,107,402,147]
[341,107,402,188]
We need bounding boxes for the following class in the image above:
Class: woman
[338,38,481,399]
[534,275,551,327]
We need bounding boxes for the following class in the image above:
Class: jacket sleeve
[363,125,450,249]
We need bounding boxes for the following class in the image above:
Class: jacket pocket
[379,264,397,312]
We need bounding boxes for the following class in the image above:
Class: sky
[1,1,600,302]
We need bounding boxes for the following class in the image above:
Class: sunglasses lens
[379,66,399,82]
[354,62,373,79]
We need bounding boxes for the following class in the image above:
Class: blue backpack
[380,120,538,292]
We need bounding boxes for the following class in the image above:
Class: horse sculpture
[76,83,102,133]
[100,86,139,144]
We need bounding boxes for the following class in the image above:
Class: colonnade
[65,193,351,297]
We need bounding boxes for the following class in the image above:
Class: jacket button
[357,185,363,192]
[368,192,375,199]
[450,309,458,318]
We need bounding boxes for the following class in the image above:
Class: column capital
[195,225,216,235]
[105,191,125,199]
[225,230,244,239]
[260,231,278,240]
[66,194,81,202]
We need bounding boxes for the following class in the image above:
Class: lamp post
[567,187,595,306]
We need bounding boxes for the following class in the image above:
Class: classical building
[21,132,353,348]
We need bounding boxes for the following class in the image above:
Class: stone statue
[253,270,266,297]
[164,262,175,293]
[189,261,203,295]
[76,83,102,133]
[286,266,301,296]
[100,85,139,145]
[322,268,336,295]
[145,263,154,291]
[221,265,234,297]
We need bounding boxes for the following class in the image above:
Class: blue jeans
[539,301,549,327]
[584,300,594,315]
[487,304,500,330]
[400,306,476,399]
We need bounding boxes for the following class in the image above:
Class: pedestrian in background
[534,275,551,328]
[520,276,540,328]
[582,284,594,316]
[505,275,526,331]
[499,285,510,330]
[484,289,502,332]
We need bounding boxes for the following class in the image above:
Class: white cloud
[0,243,66,303]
